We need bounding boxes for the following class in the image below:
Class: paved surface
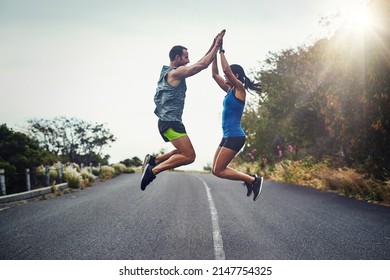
[0,172,389,260]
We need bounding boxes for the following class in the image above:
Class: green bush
[80,167,96,188]
[63,166,81,188]
[100,165,115,180]
[92,166,100,176]
[112,163,126,175]
[124,167,135,174]
[49,167,58,182]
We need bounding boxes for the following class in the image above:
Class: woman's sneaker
[243,174,257,197]
[252,176,264,201]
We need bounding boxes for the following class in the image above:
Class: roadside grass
[231,158,390,206]
[44,163,137,189]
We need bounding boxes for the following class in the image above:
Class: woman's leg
[212,146,254,184]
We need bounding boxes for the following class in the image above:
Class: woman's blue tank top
[222,88,245,138]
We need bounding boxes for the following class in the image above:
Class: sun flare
[347,5,371,29]
[343,1,374,32]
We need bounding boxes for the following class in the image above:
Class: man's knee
[172,136,196,164]
[186,152,196,164]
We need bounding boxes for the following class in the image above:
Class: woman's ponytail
[230,64,262,93]
[244,76,262,92]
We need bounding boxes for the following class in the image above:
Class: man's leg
[152,135,196,175]
[155,149,180,165]
[142,150,180,172]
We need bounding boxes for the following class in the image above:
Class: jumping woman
[211,44,263,201]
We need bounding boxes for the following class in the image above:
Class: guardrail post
[26,168,31,191]
[0,169,6,196]
[45,165,50,186]
[58,163,63,183]
[89,163,93,173]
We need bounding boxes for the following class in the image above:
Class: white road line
[194,175,226,260]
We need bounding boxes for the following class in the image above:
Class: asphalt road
[0,172,389,260]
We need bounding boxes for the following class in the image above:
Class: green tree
[120,156,142,167]
[27,117,116,164]
[317,0,390,175]
[243,0,389,177]
[244,45,330,163]
[0,124,58,194]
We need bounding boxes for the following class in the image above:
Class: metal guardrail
[0,182,69,204]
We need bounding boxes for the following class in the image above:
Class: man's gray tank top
[154,65,187,122]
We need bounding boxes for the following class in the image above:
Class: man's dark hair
[169,45,187,61]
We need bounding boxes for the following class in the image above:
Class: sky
[0,0,366,170]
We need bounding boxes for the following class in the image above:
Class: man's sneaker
[243,174,257,197]
[142,154,156,173]
[140,164,156,191]
[252,176,264,201]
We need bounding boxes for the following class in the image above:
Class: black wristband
[219,49,225,54]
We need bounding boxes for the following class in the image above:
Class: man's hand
[215,29,226,47]
[206,29,226,55]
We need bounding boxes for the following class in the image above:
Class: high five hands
[215,29,226,49]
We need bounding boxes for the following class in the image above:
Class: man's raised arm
[171,30,226,80]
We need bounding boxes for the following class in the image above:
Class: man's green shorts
[158,120,187,142]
